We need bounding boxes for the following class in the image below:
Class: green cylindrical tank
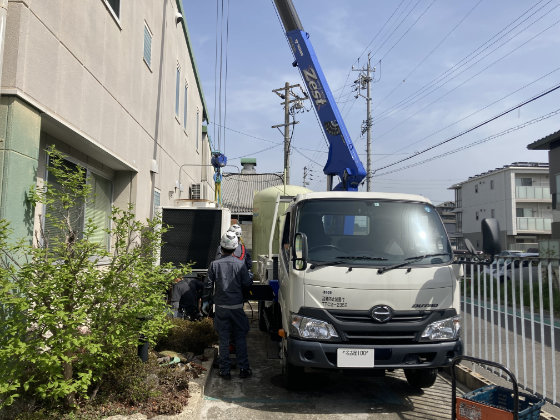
[252,185,311,261]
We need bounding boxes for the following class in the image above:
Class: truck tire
[258,301,267,332]
[404,367,438,389]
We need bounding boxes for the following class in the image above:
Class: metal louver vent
[190,183,202,200]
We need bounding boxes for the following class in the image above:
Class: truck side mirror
[481,218,501,257]
[292,232,308,270]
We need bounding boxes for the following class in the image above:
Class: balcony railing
[517,217,552,232]
[516,186,551,200]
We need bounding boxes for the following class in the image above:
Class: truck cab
[275,192,462,388]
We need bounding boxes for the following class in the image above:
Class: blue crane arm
[273,0,366,191]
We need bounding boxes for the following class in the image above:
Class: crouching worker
[204,230,253,380]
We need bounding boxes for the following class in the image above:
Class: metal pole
[352,53,374,191]
[366,56,372,192]
[283,82,290,184]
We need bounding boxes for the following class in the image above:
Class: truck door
[278,210,305,325]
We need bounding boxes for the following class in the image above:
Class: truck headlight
[289,314,339,340]
[420,316,460,341]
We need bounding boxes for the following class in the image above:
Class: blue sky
[183,0,559,203]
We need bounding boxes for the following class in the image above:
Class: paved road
[199,308,465,419]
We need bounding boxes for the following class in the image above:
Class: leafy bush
[156,318,218,355]
[0,146,185,409]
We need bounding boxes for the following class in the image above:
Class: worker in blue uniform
[215,224,253,278]
[205,231,253,380]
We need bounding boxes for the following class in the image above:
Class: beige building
[0,0,214,247]
[450,162,552,252]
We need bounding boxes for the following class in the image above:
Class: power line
[374,108,560,177]
[374,81,560,173]
[377,65,560,162]
[376,0,436,63]
[374,0,556,122]
[373,12,560,149]
[337,0,407,109]
[376,0,484,108]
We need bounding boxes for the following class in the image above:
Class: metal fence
[460,256,560,406]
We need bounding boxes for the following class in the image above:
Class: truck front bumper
[286,337,462,369]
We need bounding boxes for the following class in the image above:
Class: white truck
[256,190,463,389]
[257,0,501,389]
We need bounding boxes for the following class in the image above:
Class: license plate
[337,348,375,367]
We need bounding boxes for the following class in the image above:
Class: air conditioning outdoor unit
[190,183,203,200]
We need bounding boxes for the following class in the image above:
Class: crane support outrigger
[273,0,366,191]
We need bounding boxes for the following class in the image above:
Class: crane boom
[273,0,366,191]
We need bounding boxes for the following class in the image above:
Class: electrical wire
[231,143,284,160]
[376,0,484,108]
[374,0,555,122]
[378,65,560,161]
[373,108,560,177]
[374,82,560,173]
[373,13,560,148]
[222,0,230,155]
[376,0,436,63]
[337,0,407,108]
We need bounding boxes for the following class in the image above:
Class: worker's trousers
[214,306,250,372]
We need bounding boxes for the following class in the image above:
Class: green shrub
[156,318,218,355]
[0,146,185,409]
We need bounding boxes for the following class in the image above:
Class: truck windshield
[295,199,452,266]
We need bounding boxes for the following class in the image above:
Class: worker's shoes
[239,368,252,379]
[218,370,231,380]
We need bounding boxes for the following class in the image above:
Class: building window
[45,158,112,251]
[475,211,479,221]
[104,0,120,18]
[490,180,494,190]
[196,110,200,150]
[475,184,478,193]
[175,65,181,116]
[183,84,188,128]
[491,209,495,218]
[143,23,152,68]
[516,177,533,187]
[516,207,534,217]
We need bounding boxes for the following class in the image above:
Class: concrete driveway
[199,308,464,419]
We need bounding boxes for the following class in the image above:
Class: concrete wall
[1,0,214,243]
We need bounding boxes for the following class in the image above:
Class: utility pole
[352,53,374,191]
[272,82,307,185]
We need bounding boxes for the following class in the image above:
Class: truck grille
[328,309,432,345]
[328,310,429,324]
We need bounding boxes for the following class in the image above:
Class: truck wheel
[404,367,438,389]
[258,301,267,332]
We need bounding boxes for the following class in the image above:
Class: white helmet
[220,230,238,250]
[229,224,242,237]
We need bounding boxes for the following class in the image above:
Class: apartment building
[528,130,560,239]
[450,162,552,251]
[435,201,458,248]
[0,0,214,247]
